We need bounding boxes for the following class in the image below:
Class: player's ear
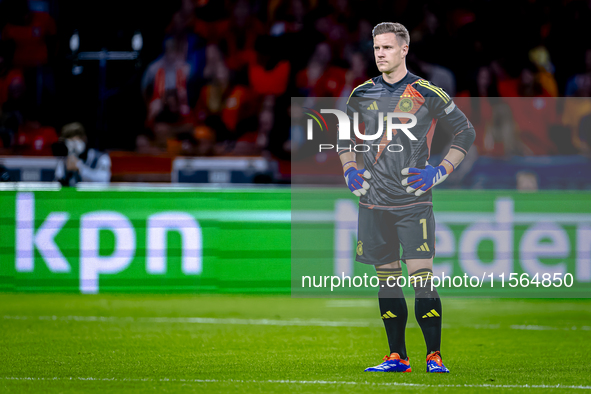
[401,44,409,58]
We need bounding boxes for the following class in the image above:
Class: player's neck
[382,64,408,84]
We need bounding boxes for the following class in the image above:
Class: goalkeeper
[340,22,475,373]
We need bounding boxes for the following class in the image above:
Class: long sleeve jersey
[340,71,475,209]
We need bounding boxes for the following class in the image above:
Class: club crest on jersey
[399,98,413,112]
[356,241,363,256]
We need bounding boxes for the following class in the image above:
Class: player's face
[373,33,408,74]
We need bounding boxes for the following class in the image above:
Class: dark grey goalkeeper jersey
[339,72,475,210]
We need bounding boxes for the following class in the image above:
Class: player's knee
[376,261,401,269]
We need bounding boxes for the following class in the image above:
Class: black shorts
[355,203,435,265]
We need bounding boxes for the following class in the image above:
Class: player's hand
[344,167,372,197]
[401,165,448,196]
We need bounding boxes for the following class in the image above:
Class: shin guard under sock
[410,268,442,356]
[376,268,408,359]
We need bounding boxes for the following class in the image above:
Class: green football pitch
[1,294,590,393]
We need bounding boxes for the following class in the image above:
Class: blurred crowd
[0,0,591,162]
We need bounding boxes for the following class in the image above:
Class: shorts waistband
[359,201,433,210]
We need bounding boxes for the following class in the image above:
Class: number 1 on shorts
[420,218,427,239]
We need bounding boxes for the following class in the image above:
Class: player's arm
[403,85,475,196]
[433,101,475,174]
[439,99,476,162]
[339,92,371,197]
[438,147,465,175]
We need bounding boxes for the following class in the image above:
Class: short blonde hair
[372,22,410,45]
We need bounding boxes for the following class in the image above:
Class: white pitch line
[1,377,590,390]
[511,324,591,331]
[2,315,591,331]
[1,315,370,327]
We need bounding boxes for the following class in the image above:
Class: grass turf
[1,294,590,393]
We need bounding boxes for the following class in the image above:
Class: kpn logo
[304,105,417,153]
[14,192,202,294]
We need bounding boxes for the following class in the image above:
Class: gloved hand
[401,164,449,196]
[344,167,372,197]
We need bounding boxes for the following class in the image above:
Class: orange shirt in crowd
[15,124,58,155]
[2,12,56,68]
[505,97,557,155]
[301,66,348,97]
[195,84,252,132]
[223,19,264,71]
[497,78,552,99]
[146,66,192,129]
[248,60,290,96]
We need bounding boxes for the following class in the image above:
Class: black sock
[410,268,442,356]
[376,268,408,360]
